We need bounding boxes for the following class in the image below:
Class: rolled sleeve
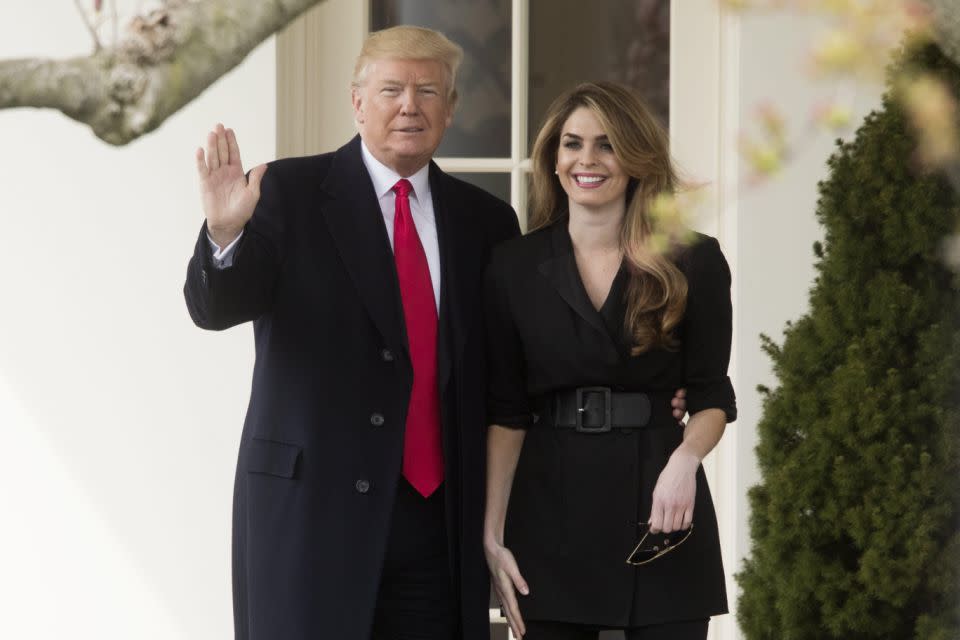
[483,251,533,429]
[682,236,737,422]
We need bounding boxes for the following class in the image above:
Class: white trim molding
[670,1,742,639]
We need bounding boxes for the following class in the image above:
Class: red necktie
[392,179,444,497]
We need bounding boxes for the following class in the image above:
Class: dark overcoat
[184,136,520,640]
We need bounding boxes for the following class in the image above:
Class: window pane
[448,172,511,205]
[371,0,512,158]
[528,0,670,153]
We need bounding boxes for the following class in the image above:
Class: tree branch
[0,56,108,120]
[110,0,119,50]
[73,0,103,52]
[0,0,325,145]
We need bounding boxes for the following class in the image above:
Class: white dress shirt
[207,141,441,311]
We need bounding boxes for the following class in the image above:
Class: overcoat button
[381,348,395,362]
[370,413,385,426]
[355,480,370,494]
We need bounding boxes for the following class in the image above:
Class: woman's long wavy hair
[528,81,687,355]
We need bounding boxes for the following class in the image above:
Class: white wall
[729,9,884,639]
[734,9,885,551]
[673,5,886,639]
[0,3,275,638]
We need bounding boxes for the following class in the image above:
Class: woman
[483,82,736,640]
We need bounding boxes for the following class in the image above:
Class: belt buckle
[575,387,612,433]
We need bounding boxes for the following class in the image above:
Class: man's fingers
[682,508,694,530]
[195,147,208,177]
[206,131,220,171]
[216,123,230,167]
[226,128,242,168]
[248,163,268,197]
[671,388,687,421]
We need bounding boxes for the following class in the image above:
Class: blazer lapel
[537,221,619,347]
[318,136,407,355]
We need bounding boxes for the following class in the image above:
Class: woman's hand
[648,447,700,534]
[485,540,529,638]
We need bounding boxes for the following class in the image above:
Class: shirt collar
[360,140,431,202]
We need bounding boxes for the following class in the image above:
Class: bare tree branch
[110,0,119,50]
[73,0,103,53]
[0,0,325,145]
[14,0,953,148]
[0,56,107,119]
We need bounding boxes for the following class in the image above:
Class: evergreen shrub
[736,42,960,640]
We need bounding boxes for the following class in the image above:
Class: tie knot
[393,179,412,198]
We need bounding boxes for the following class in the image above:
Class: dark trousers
[523,619,709,640]
[370,479,457,640]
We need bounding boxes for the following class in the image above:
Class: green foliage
[736,43,960,640]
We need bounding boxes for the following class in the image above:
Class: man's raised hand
[195,123,267,248]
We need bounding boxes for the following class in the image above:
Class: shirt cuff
[206,230,244,269]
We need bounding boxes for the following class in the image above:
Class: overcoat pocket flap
[246,438,302,478]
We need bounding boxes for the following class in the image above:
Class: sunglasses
[625,523,693,566]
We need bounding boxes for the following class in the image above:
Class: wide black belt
[534,387,678,433]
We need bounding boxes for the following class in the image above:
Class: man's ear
[351,88,364,124]
[445,91,457,127]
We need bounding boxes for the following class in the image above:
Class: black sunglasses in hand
[625,522,693,566]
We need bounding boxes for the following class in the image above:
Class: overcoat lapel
[318,137,408,357]
[429,164,471,393]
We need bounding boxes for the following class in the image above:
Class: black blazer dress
[483,219,737,628]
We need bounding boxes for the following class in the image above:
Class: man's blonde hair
[352,26,464,106]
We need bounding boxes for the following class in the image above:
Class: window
[371,0,668,231]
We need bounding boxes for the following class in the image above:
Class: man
[185,24,687,640]
[186,26,518,640]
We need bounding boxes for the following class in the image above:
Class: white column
[670,2,742,639]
